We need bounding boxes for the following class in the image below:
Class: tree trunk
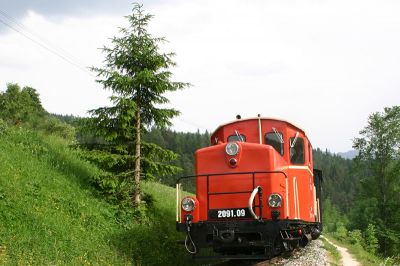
[380,161,387,256]
[134,107,141,206]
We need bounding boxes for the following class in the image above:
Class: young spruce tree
[90,4,189,206]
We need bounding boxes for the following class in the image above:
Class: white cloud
[149,0,400,151]
[0,11,124,115]
[1,0,400,152]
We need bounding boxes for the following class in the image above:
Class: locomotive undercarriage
[177,219,322,259]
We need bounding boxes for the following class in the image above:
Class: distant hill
[337,150,358,159]
[313,148,356,213]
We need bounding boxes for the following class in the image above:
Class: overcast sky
[1,0,399,152]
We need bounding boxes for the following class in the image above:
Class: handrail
[175,170,288,222]
[248,186,261,219]
[176,183,179,222]
[175,170,288,184]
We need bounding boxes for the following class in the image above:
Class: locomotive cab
[176,117,322,259]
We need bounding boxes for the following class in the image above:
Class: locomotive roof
[212,117,307,137]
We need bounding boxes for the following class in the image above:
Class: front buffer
[176,181,313,260]
[176,217,293,259]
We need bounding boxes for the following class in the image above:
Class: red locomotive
[176,116,323,259]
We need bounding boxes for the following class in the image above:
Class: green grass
[0,126,195,265]
[324,233,384,266]
[320,236,341,266]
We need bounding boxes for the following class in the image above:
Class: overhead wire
[0,9,95,77]
[0,9,213,133]
[175,117,210,132]
[0,9,88,68]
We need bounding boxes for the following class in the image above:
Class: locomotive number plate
[208,208,251,219]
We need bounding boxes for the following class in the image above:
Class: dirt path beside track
[322,236,360,266]
[207,237,361,266]
[211,239,329,266]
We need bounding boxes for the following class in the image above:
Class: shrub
[364,223,379,255]
[382,256,400,266]
[334,221,348,239]
[0,118,7,134]
[40,117,75,140]
[349,229,363,246]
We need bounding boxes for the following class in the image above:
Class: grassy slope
[0,127,194,265]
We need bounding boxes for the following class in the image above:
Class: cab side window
[265,132,284,155]
[289,137,304,164]
[228,134,246,142]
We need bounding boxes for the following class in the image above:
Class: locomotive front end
[176,141,289,258]
[176,117,323,259]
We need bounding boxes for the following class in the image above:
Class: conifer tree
[90,4,189,206]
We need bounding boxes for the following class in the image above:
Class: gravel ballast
[254,240,329,266]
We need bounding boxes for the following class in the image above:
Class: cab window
[289,137,304,164]
[228,134,246,142]
[265,132,284,155]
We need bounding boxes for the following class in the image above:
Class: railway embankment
[260,237,362,266]
[252,239,329,266]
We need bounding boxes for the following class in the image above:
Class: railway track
[205,239,328,266]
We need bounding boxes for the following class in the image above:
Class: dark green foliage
[0,83,75,139]
[364,224,379,255]
[348,229,363,247]
[76,124,210,205]
[313,148,357,213]
[144,128,210,185]
[351,106,400,256]
[50,113,81,126]
[0,83,45,125]
[40,117,75,139]
[87,3,189,206]
[317,107,400,259]
[322,198,349,234]
[0,118,7,134]
[76,135,181,212]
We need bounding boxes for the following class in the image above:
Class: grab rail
[248,186,262,220]
[176,171,288,222]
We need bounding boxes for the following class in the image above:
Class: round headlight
[268,194,282,208]
[225,142,239,156]
[181,197,195,212]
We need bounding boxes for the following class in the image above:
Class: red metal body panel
[180,117,319,225]
[195,143,286,222]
